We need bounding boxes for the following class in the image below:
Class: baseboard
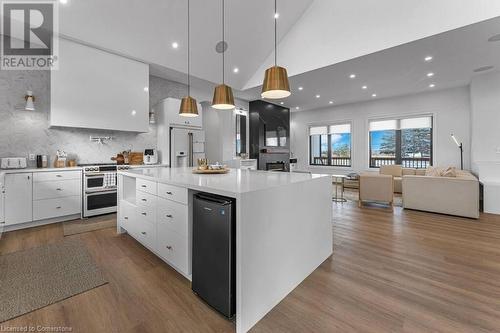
[2,214,82,232]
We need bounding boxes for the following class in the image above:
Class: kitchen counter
[119,167,325,198]
[0,164,169,175]
[117,167,333,333]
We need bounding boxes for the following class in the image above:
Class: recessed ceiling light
[171,42,179,49]
[424,56,433,62]
[372,93,377,97]
[59,0,68,4]
[298,86,303,91]
[349,74,356,79]
[427,72,434,77]
[488,34,500,42]
[233,67,239,73]
[274,13,279,19]
[131,110,137,116]
[429,83,435,88]
[295,106,300,110]
[315,94,320,98]
[362,85,367,90]
[329,101,333,104]
[143,87,149,92]
[474,65,494,73]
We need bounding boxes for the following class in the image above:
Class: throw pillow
[442,166,457,177]
[425,166,443,177]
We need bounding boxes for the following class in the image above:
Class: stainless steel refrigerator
[169,126,205,168]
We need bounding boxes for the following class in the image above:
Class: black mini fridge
[192,193,235,318]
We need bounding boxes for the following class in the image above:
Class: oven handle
[84,173,109,178]
[85,189,117,195]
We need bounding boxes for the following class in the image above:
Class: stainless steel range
[81,163,129,217]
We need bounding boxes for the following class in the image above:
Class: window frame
[368,115,433,169]
[308,121,353,168]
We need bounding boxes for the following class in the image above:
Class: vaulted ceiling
[58,0,500,106]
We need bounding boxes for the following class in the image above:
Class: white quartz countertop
[0,164,168,175]
[119,167,328,196]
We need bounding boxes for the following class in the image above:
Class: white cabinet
[119,177,190,277]
[5,173,33,225]
[4,170,82,228]
[51,39,150,132]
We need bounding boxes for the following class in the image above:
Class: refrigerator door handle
[188,132,194,167]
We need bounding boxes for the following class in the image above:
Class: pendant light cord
[274,0,277,67]
[187,0,191,96]
[222,0,225,85]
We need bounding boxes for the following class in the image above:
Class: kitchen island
[117,167,332,333]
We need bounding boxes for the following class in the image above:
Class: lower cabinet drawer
[158,224,188,274]
[130,218,156,250]
[33,196,81,220]
[157,183,187,204]
[136,204,156,223]
[34,179,80,200]
[157,198,188,237]
[119,200,136,232]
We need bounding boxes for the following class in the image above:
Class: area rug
[0,238,108,322]
[63,214,116,236]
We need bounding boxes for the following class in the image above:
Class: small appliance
[1,157,27,169]
[144,149,158,165]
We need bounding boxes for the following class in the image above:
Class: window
[309,123,351,167]
[369,116,432,168]
[235,112,247,156]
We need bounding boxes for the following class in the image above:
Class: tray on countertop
[192,168,230,174]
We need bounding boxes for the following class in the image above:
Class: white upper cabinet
[50,39,150,132]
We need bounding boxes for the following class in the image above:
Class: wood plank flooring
[1,202,500,332]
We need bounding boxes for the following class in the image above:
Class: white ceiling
[58,0,313,91]
[242,16,500,112]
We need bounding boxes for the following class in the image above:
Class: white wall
[470,70,500,171]
[291,86,471,174]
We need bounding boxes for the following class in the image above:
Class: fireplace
[266,161,286,172]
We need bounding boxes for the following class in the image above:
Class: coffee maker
[144,149,158,165]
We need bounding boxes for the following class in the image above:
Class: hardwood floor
[1,203,500,332]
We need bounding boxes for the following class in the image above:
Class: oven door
[84,174,106,192]
[84,189,117,217]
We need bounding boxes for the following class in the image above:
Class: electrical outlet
[28,154,35,161]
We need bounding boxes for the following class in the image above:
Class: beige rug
[63,214,116,236]
[0,238,108,322]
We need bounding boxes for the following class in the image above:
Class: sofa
[402,168,479,219]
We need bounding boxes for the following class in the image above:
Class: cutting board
[129,152,144,165]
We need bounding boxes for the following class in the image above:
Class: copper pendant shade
[179,0,199,117]
[261,66,291,99]
[212,0,235,110]
[212,84,235,110]
[179,96,199,117]
[261,0,291,100]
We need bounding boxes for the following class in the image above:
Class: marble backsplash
[0,71,188,165]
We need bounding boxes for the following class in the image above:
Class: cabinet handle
[141,231,146,235]
[56,188,62,191]
[166,191,173,195]
[141,199,147,202]
[56,175,62,178]
[166,214,173,218]
[141,185,147,188]
[141,212,147,216]
[166,245,173,250]
[124,216,129,220]
[56,206,62,209]
[0,222,5,224]
[27,175,30,180]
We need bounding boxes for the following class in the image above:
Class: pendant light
[212,0,235,110]
[179,0,199,117]
[261,0,290,99]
